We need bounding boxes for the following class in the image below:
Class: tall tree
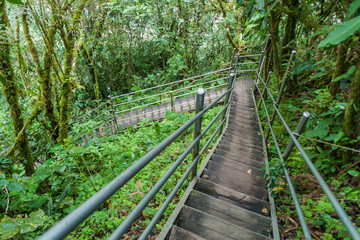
[0,0,34,175]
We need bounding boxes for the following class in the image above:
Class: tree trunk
[329,42,347,97]
[280,0,299,66]
[58,0,88,143]
[342,60,360,162]
[0,0,34,175]
[270,10,281,84]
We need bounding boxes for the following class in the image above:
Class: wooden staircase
[165,79,273,239]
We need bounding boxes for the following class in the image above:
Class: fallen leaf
[262,208,268,215]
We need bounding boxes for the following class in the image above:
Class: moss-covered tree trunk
[270,10,281,84]
[342,60,360,162]
[329,43,347,97]
[280,0,299,65]
[22,7,59,140]
[58,0,88,143]
[0,0,34,175]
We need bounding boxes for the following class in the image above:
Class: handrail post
[257,71,272,110]
[282,112,310,161]
[229,48,236,74]
[108,87,118,134]
[157,73,161,103]
[265,50,296,139]
[220,73,235,134]
[170,91,174,112]
[191,88,205,179]
[234,54,240,76]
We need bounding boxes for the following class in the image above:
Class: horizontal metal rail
[39,88,231,240]
[112,76,228,108]
[109,102,230,239]
[111,67,231,99]
[138,118,226,239]
[238,53,262,58]
[255,84,311,239]
[255,74,360,239]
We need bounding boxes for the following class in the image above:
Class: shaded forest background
[0,0,360,239]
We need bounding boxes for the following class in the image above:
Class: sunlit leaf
[319,16,360,47]
[5,0,24,5]
[346,0,360,20]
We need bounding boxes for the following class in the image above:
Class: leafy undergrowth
[0,106,222,239]
[257,84,360,239]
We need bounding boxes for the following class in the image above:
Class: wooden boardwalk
[81,87,226,143]
[163,79,273,239]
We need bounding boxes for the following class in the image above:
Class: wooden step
[201,169,268,199]
[207,158,264,177]
[219,138,264,152]
[212,151,264,168]
[195,179,270,215]
[176,206,271,240]
[186,190,272,236]
[205,161,266,187]
[168,226,206,240]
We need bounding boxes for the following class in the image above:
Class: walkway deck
[81,87,226,143]
[164,79,273,239]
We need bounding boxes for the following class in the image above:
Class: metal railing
[254,51,360,239]
[69,68,231,142]
[39,67,238,238]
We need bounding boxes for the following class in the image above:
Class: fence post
[257,71,272,110]
[229,48,236,74]
[191,88,205,179]
[157,73,161,103]
[108,87,118,134]
[170,91,174,112]
[220,73,235,134]
[265,50,296,139]
[282,112,310,161]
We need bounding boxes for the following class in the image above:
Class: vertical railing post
[170,91,174,112]
[157,73,161,103]
[234,54,240,76]
[265,50,296,139]
[108,87,118,134]
[229,48,236,74]
[220,73,235,134]
[191,88,205,179]
[282,112,310,161]
[257,71,272,110]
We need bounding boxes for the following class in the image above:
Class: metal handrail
[39,85,234,240]
[111,67,231,99]
[254,73,360,239]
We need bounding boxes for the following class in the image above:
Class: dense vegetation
[0,0,360,239]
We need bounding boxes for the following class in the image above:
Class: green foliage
[319,16,360,47]
[346,0,360,20]
[5,0,24,5]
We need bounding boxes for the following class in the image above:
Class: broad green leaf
[346,0,360,20]
[348,169,360,177]
[5,0,24,5]
[319,16,360,47]
[29,209,45,226]
[0,178,9,187]
[305,128,328,138]
[292,61,314,75]
[7,182,22,192]
[311,72,326,80]
[0,216,19,239]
